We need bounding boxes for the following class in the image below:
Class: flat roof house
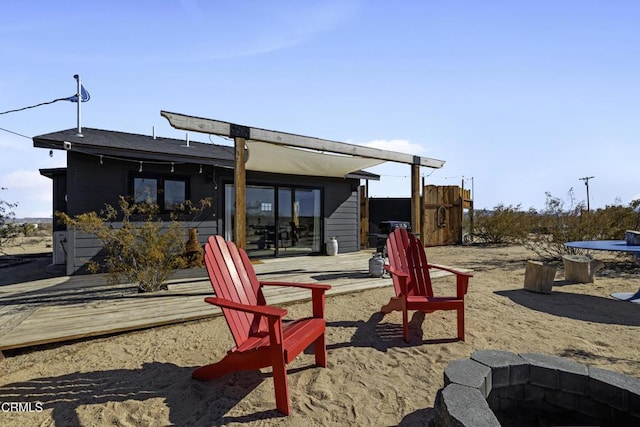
[35,114,446,275]
[34,127,380,274]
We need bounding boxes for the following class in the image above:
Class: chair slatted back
[204,235,268,347]
[386,227,434,297]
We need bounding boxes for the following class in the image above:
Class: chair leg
[271,348,290,415]
[402,308,409,343]
[314,333,327,368]
[457,307,465,341]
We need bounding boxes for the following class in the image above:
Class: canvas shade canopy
[245,140,386,177]
[160,111,445,169]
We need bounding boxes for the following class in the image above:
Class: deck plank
[0,251,466,352]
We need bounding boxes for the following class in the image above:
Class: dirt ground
[0,235,63,285]
[1,236,639,426]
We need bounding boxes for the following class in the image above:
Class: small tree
[0,198,19,255]
[58,196,211,292]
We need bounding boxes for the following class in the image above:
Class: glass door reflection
[225,184,321,258]
[277,188,321,255]
[246,186,276,257]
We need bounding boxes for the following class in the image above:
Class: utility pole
[579,176,595,212]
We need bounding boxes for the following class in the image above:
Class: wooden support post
[360,182,369,249]
[234,137,247,250]
[562,255,604,283]
[524,261,557,294]
[469,200,474,239]
[411,164,421,236]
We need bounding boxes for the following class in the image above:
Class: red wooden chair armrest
[259,281,330,318]
[384,264,409,278]
[426,263,472,278]
[384,265,410,295]
[204,296,287,319]
[427,264,473,297]
[259,281,332,291]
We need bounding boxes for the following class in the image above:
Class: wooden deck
[0,251,460,354]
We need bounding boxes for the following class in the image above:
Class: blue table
[565,240,640,303]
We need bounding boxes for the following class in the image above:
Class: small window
[132,175,188,212]
[164,180,186,210]
[134,178,158,204]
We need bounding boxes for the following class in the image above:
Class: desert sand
[1,241,639,426]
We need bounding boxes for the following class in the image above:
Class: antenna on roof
[182,132,190,147]
[152,126,156,140]
[74,75,83,137]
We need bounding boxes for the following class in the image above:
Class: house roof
[39,167,67,179]
[32,128,380,180]
[33,128,236,168]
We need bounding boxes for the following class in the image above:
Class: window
[134,178,158,204]
[132,175,188,211]
[164,180,186,208]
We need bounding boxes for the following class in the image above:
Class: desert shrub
[473,203,532,244]
[58,196,211,292]
[0,198,19,254]
[21,223,39,237]
[522,190,640,260]
[38,222,53,234]
[523,190,584,257]
[589,202,640,239]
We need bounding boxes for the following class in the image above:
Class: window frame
[130,173,190,212]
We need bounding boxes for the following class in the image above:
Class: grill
[372,220,411,255]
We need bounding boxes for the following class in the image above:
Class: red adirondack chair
[193,235,331,415]
[381,228,472,342]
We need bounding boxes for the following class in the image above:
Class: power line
[0,127,32,139]
[0,97,72,115]
[1,76,89,116]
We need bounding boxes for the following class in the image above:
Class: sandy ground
[1,240,639,426]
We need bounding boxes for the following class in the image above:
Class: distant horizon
[8,217,52,223]
[7,192,640,225]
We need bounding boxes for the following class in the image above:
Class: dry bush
[58,197,211,292]
[473,203,532,244]
[474,190,640,262]
[0,199,19,254]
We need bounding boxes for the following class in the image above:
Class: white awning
[245,140,386,178]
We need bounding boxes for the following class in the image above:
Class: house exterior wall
[63,152,361,274]
[66,221,217,275]
[66,152,218,216]
[48,171,67,232]
[324,184,360,253]
[66,153,125,216]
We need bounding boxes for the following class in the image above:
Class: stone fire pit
[434,350,640,426]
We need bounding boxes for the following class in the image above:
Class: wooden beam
[411,164,421,235]
[161,110,445,169]
[234,137,246,249]
[161,111,231,135]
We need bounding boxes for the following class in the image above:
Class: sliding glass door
[225,184,322,257]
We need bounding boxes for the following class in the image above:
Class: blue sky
[2,1,639,218]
